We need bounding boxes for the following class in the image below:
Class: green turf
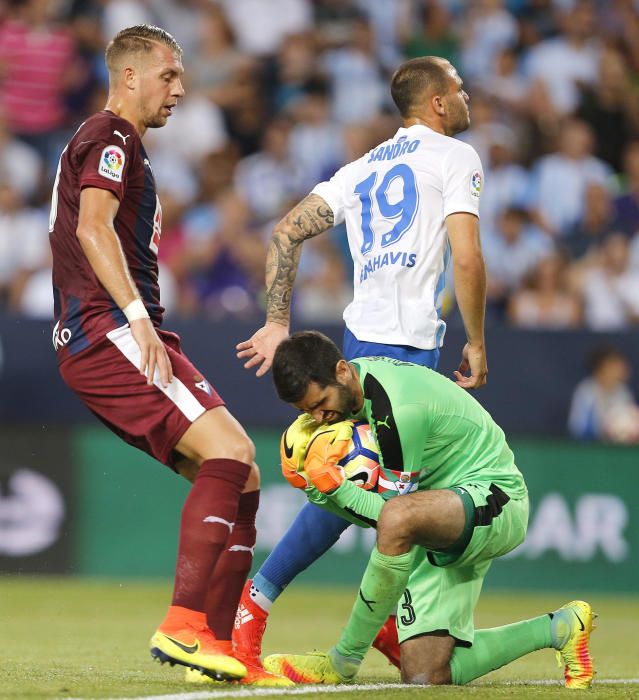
[0,578,637,699]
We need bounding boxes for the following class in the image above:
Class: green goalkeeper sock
[335,545,416,660]
[450,614,552,685]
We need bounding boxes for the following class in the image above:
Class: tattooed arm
[265,194,335,325]
[236,194,335,376]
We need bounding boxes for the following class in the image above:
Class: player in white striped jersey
[234,56,488,667]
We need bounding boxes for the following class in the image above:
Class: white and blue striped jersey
[312,124,483,350]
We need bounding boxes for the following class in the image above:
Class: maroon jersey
[49,110,163,361]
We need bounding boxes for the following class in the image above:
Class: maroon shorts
[59,324,224,468]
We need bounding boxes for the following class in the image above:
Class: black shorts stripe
[473,483,510,527]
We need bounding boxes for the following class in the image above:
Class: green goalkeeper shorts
[396,481,529,647]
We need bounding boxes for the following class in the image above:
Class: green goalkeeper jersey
[349,357,526,501]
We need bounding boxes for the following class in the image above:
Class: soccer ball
[338,420,380,491]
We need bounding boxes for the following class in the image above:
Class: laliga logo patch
[99,145,125,182]
[470,170,482,198]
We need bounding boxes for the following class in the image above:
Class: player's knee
[223,433,256,465]
[401,665,451,686]
[244,462,261,491]
[377,498,413,552]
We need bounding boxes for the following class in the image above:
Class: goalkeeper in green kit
[263,331,595,688]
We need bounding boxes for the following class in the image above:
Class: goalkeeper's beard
[327,383,358,424]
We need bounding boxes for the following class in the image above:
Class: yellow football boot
[263,649,359,684]
[552,600,596,689]
[150,606,246,681]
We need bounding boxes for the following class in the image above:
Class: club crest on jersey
[470,170,482,198]
[99,145,125,182]
[194,375,212,395]
[394,471,417,495]
[377,467,419,495]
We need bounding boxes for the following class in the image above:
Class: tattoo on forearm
[265,195,334,324]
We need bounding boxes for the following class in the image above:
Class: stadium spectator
[479,127,531,233]
[568,345,639,443]
[268,31,319,113]
[529,119,613,236]
[612,140,639,236]
[460,0,519,82]
[321,15,386,124]
[144,87,228,168]
[219,0,312,57]
[0,183,49,312]
[287,78,347,192]
[508,252,582,329]
[403,1,459,67]
[178,189,266,319]
[101,0,154,45]
[524,1,600,119]
[0,108,43,203]
[579,232,639,330]
[0,0,636,326]
[577,46,639,172]
[483,207,553,319]
[234,118,302,223]
[189,4,257,111]
[0,0,83,169]
[294,237,352,323]
[562,182,614,260]
[477,46,530,118]
[355,0,412,71]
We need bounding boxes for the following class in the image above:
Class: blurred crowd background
[1,0,639,440]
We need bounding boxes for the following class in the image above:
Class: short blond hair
[105,24,182,77]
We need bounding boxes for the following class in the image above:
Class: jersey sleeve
[311,166,347,226]
[441,143,483,219]
[73,135,135,201]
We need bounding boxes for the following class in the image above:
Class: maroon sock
[206,489,260,639]
[171,459,250,612]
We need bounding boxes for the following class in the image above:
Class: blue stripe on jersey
[65,295,91,355]
[433,241,451,348]
[53,284,61,319]
[110,304,127,328]
[131,145,161,313]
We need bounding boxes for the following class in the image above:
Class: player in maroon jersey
[48,25,291,688]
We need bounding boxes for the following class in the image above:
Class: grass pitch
[0,577,637,699]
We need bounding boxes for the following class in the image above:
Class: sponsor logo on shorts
[99,145,125,182]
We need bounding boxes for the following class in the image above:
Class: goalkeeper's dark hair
[272,331,344,403]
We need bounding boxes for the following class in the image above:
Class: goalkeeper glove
[280,413,320,489]
[304,421,354,494]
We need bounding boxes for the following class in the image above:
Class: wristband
[123,299,149,322]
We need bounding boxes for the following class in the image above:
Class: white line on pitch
[62,678,639,700]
